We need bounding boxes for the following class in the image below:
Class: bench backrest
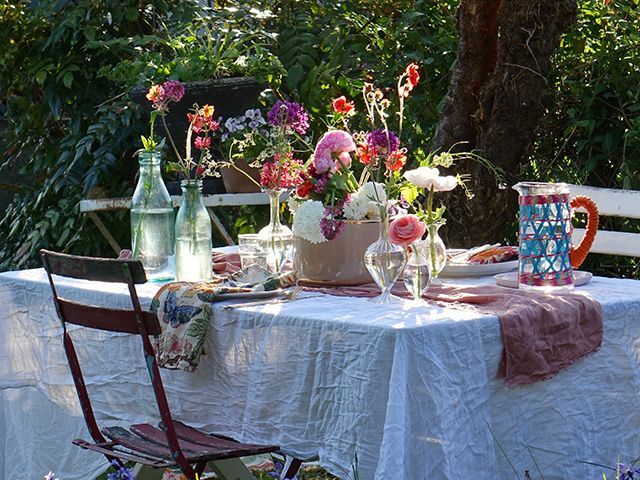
[568,184,640,257]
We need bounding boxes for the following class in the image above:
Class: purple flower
[268,461,298,480]
[267,100,309,135]
[107,460,135,480]
[366,128,399,154]
[320,206,346,240]
[162,80,185,103]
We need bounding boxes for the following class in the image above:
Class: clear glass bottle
[403,240,432,301]
[363,203,407,303]
[425,220,447,278]
[257,189,293,274]
[130,151,175,281]
[175,180,212,282]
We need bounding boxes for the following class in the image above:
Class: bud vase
[363,203,407,303]
[426,220,447,278]
[130,151,175,281]
[403,240,432,301]
[257,189,293,274]
[175,180,212,282]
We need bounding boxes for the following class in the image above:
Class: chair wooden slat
[41,249,147,284]
[57,298,161,335]
[103,427,174,460]
[568,184,640,219]
[167,420,278,454]
[131,424,225,456]
[73,439,172,467]
[573,228,640,257]
[567,184,640,258]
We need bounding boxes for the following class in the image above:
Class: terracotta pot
[220,158,261,193]
[294,221,380,286]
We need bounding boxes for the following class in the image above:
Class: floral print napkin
[150,266,297,372]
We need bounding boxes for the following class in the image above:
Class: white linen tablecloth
[1,268,639,479]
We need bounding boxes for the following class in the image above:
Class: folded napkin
[150,266,297,372]
[212,251,241,274]
[304,282,602,386]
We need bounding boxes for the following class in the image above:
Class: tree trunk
[432,0,578,247]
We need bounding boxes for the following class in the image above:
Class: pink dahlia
[313,130,356,174]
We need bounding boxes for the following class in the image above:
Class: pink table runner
[304,281,602,385]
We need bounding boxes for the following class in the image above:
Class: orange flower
[385,150,407,172]
[202,104,215,118]
[332,96,355,115]
[146,84,163,103]
[356,142,372,165]
[399,63,420,98]
[406,63,420,88]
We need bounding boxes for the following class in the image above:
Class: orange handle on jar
[569,195,599,269]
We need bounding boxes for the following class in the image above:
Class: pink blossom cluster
[259,155,303,190]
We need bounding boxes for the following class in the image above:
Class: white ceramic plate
[440,260,518,278]
[213,289,287,300]
[494,271,593,288]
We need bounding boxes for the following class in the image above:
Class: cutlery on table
[223,286,320,309]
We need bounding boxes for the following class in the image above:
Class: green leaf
[400,185,419,204]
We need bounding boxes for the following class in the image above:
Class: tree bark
[433,0,578,247]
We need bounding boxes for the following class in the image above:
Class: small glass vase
[363,203,407,304]
[175,180,212,282]
[426,220,447,278]
[257,189,293,274]
[130,150,175,282]
[403,240,432,301]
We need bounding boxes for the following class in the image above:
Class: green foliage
[273,0,458,152]
[0,0,280,271]
[99,5,285,90]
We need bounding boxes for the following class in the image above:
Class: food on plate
[467,245,518,264]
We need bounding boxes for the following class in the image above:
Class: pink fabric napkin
[304,282,603,386]
[212,251,241,274]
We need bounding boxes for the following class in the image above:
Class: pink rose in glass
[388,214,426,247]
[313,130,356,174]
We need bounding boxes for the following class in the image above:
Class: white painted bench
[568,184,640,257]
[79,192,288,254]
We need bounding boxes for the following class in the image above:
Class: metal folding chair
[40,249,294,480]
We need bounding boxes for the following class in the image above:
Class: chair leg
[131,464,163,480]
[206,458,256,480]
[280,456,303,480]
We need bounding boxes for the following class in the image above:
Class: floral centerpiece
[219,99,311,273]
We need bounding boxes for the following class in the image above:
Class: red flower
[296,180,314,198]
[399,63,420,98]
[332,96,355,115]
[406,63,420,88]
[356,142,372,165]
[385,150,407,172]
[194,136,211,150]
[195,165,206,176]
[208,120,220,131]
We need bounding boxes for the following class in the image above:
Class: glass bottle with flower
[219,100,312,273]
[131,80,185,281]
[164,102,221,282]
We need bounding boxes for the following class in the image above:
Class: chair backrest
[39,249,189,467]
[568,184,640,257]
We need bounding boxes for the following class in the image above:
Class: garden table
[1,266,639,479]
